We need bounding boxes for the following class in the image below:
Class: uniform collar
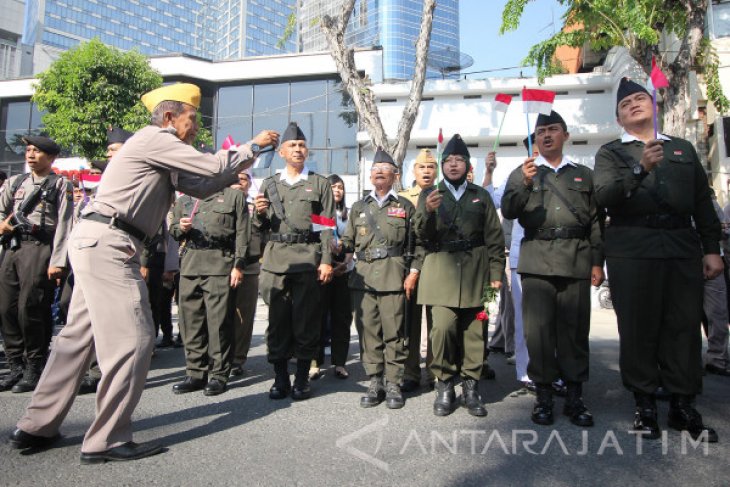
[621,130,671,143]
[367,188,399,207]
[535,155,577,173]
[277,165,310,185]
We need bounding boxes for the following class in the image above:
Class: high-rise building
[298,0,460,81]
[215,0,297,59]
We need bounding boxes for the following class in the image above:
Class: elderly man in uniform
[415,134,505,417]
[501,111,604,426]
[0,136,73,393]
[341,148,421,408]
[255,122,335,401]
[8,83,278,463]
[399,148,436,392]
[594,78,722,442]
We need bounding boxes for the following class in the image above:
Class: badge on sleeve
[472,198,480,203]
[14,188,25,200]
[674,150,683,156]
[574,177,583,182]
[387,207,406,218]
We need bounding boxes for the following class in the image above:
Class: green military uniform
[501,157,603,385]
[256,169,334,363]
[170,188,248,385]
[399,184,434,387]
[594,135,719,395]
[341,190,421,385]
[415,181,505,381]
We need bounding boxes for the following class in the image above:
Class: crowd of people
[0,77,727,464]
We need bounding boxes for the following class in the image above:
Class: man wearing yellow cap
[9,83,279,464]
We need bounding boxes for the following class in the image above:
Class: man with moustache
[594,78,722,442]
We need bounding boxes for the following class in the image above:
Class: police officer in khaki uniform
[9,83,278,463]
[415,134,505,417]
[170,186,248,396]
[399,149,437,391]
[341,149,421,408]
[594,78,722,442]
[501,111,604,427]
[255,122,335,401]
[0,136,73,393]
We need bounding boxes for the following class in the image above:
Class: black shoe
[8,429,60,449]
[80,441,164,464]
[400,378,420,392]
[564,382,594,427]
[461,378,487,417]
[531,383,554,425]
[0,361,25,391]
[481,363,496,380]
[203,378,227,396]
[551,379,567,397]
[360,375,385,408]
[173,335,183,348]
[385,382,405,409]
[667,395,718,443]
[157,336,174,348]
[78,376,100,395]
[705,363,730,377]
[633,408,661,439]
[172,376,206,394]
[269,361,291,400]
[229,364,245,377]
[11,363,42,393]
[433,379,457,416]
[291,359,312,401]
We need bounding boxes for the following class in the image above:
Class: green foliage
[276,11,298,50]
[32,38,162,159]
[698,39,730,115]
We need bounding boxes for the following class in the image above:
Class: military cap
[89,160,109,173]
[616,77,649,106]
[535,110,567,131]
[107,126,134,145]
[281,122,306,143]
[414,148,437,165]
[22,135,61,155]
[441,134,471,167]
[141,83,201,112]
[373,147,396,167]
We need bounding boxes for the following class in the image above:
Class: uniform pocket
[73,238,98,250]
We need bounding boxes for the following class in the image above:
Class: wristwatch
[632,164,647,178]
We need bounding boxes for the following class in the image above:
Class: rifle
[1,186,45,250]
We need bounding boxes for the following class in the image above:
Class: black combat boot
[563,382,593,427]
[632,392,660,439]
[0,360,24,392]
[385,382,405,409]
[433,378,457,416]
[360,375,385,408]
[461,378,487,417]
[291,359,311,401]
[12,359,44,393]
[269,360,291,400]
[531,383,554,425]
[668,394,718,443]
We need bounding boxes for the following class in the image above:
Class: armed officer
[0,136,73,393]
[341,148,421,409]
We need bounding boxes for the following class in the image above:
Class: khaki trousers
[17,220,155,453]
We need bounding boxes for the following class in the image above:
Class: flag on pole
[521,88,556,115]
[650,56,669,90]
[79,173,102,190]
[436,128,444,156]
[221,135,235,150]
[311,214,337,232]
[494,93,513,112]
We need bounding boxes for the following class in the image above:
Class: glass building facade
[215,0,297,59]
[298,0,460,81]
[0,98,44,173]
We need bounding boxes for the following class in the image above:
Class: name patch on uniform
[217,198,225,203]
[472,198,480,203]
[387,207,406,218]
[14,188,25,199]
[305,188,313,192]
[674,150,683,156]
[574,177,583,182]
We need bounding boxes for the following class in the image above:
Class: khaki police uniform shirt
[0,173,73,268]
[399,185,424,207]
[341,192,422,293]
[594,134,720,258]
[501,157,603,278]
[86,125,255,240]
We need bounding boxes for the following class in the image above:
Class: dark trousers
[488,275,515,354]
[179,274,235,382]
[147,253,173,339]
[403,285,434,382]
[260,270,321,362]
[0,241,55,362]
[521,274,591,384]
[429,306,485,381]
[316,272,352,367]
[232,273,259,365]
[607,257,704,395]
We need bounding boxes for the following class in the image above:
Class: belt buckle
[363,249,373,262]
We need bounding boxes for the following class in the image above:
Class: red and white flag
[521,88,556,115]
[494,93,513,112]
[648,56,669,90]
[311,214,336,232]
[80,173,102,190]
[436,128,444,156]
[221,135,235,150]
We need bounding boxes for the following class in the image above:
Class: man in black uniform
[501,111,603,426]
[0,136,73,393]
[594,78,723,442]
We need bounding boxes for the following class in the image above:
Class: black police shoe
[0,362,24,391]
[203,378,227,396]
[461,378,487,417]
[563,382,594,427]
[400,378,420,392]
[172,376,206,394]
[668,396,718,443]
[229,364,245,377]
[80,441,164,464]
[157,336,174,348]
[633,407,661,439]
[705,363,730,377]
[385,382,405,409]
[269,362,291,400]
[11,368,41,393]
[360,375,385,408]
[78,376,100,395]
[433,379,457,416]
[8,429,61,450]
[531,383,554,425]
[291,380,311,401]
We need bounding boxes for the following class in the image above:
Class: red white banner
[79,174,102,190]
[311,214,336,232]
[521,88,556,115]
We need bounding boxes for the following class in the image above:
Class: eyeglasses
[370,164,395,172]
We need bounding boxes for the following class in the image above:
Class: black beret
[281,122,306,143]
[617,77,649,106]
[535,110,566,129]
[373,147,396,166]
[441,134,470,162]
[107,126,134,145]
[22,135,60,155]
[89,160,109,173]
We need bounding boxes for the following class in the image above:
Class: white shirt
[367,188,399,208]
[444,180,467,201]
[278,165,310,185]
[620,131,671,143]
[534,154,577,173]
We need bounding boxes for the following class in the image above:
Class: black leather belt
[186,240,234,251]
[269,233,320,244]
[18,232,51,244]
[355,246,403,262]
[610,214,690,230]
[428,237,484,253]
[83,213,152,245]
[524,226,587,240]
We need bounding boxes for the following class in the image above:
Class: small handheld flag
[493,93,513,151]
[221,135,235,150]
[649,56,669,139]
[79,173,102,190]
[521,88,556,115]
[436,128,444,182]
[311,214,336,233]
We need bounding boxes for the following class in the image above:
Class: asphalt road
[0,302,728,487]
